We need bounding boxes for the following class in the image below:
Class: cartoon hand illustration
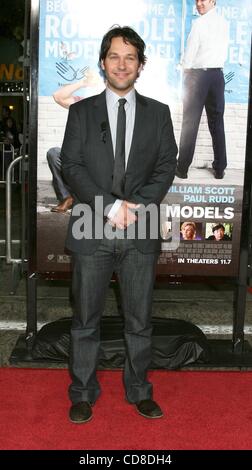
[224,71,235,86]
[56,62,78,81]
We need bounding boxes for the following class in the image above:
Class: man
[47,71,100,212]
[207,223,231,241]
[61,26,177,423]
[176,0,229,180]
[0,106,16,136]
[0,105,12,128]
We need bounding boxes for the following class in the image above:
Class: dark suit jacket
[61,90,177,254]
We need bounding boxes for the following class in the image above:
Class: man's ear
[101,60,105,71]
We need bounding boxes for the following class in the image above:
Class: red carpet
[0,368,252,450]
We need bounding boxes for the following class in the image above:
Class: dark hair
[99,26,147,68]
[212,223,225,233]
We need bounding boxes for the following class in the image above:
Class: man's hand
[109,201,140,230]
[83,69,101,88]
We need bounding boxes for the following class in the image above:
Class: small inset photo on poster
[161,220,173,241]
[205,222,233,241]
[180,221,203,241]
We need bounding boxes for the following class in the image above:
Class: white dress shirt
[106,87,136,218]
[106,87,136,162]
[183,7,229,69]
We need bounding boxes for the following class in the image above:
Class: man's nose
[118,58,126,69]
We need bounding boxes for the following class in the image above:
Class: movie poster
[36,0,251,276]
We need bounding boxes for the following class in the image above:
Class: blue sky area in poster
[39,0,252,103]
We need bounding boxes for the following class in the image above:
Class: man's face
[101,36,142,96]
[214,228,224,241]
[196,0,215,15]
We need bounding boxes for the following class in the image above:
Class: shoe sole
[135,406,164,419]
[51,208,69,213]
[176,174,188,179]
[69,414,93,424]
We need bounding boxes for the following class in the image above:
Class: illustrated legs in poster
[176,0,229,179]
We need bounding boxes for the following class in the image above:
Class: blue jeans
[46,147,71,201]
[69,237,158,404]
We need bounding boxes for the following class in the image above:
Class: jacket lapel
[92,90,148,178]
[93,91,114,171]
[126,91,148,172]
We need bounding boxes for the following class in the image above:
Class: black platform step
[9,317,252,369]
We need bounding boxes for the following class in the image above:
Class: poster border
[28,0,252,354]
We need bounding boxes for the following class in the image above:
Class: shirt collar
[106,87,136,108]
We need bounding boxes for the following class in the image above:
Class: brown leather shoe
[69,401,92,424]
[51,196,73,213]
[135,399,163,419]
